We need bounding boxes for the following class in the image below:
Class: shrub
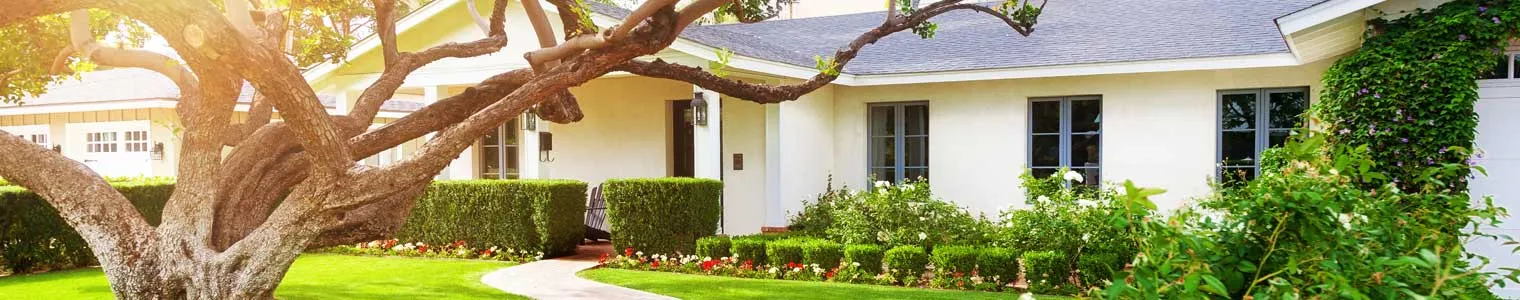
[816,180,993,248]
[1022,250,1068,289]
[976,248,1020,286]
[843,244,884,274]
[1001,169,1136,260]
[603,178,722,255]
[883,245,928,285]
[1076,252,1117,288]
[730,236,769,264]
[0,179,174,273]
[800,240,844,267]
[787,177,847,236]
[930,245,978,274]
[695,235,731,258]
[398,180,586,256]
[765,238,806,267]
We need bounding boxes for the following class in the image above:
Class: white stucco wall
[722,97,768,234]
[767,85,837,226]
[545,76,690,184]
[823,60,1334,215]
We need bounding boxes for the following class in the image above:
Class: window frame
[1027,95,1103,186]
[1215,87,1310,180]
[866,101,930,184]
[479,116,522,179]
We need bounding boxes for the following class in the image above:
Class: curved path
[482,244,674,300]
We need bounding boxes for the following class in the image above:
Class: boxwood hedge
[0,179,174,273]
[603,178,722,255]
[397,179,586,256]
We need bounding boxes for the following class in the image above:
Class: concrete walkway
[481,243,675,300]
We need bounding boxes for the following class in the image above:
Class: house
[0,68,425,177]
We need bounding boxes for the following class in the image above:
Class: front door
[672,100,695,177]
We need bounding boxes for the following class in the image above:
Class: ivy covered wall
[1316,0,1520,190]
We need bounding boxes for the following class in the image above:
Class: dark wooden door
[672,100,695,177]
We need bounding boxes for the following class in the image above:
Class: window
[28,134,48,148]
[367,147,405,167]
[868,102,929,184]
[1029,96,1102,187]
[123,131,149,152]
[1481,53,1520,80]
[479,117,521,179]
[86,132,119,153]
[1218,88,1309,182]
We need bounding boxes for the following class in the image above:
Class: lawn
[578,268,1070,300]
[0,253,523,299]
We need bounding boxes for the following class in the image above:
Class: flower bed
[324,239,543,263]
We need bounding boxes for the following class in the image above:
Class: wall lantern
[151,142,165,160]
[691,91,709,126]
[523,110,538,131]
[51,144,62,153]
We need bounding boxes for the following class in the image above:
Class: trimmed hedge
[0,179,174,273]
[731,236,768,263]
[800,240,843,267]
[603,178,722,255]
[931,245,978,274]
[695,235,731,258]
[766,239,806,266]
[843,244,884,274]
[398,180,586,256]
[1022,250,1069,287]
[884,245,928,283]
[976,248,1020,285]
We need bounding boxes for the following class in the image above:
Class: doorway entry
[672,100,695,177]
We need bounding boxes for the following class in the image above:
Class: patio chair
[584,185,611,243]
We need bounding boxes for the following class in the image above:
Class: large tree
[0,0,1042,298]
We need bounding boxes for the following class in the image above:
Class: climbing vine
[1316,0,1520,190]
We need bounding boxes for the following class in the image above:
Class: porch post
[520,113,542,179]
[693,86,723,180]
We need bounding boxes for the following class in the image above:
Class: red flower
[954,271,964,278]
[625,247,635,257]
[417,245,429,254]
[650,261,661,269]
[825,270,837,279]
[701,260,719,271]
[599,253,610,265]
[740,260,755,270]
[481,249,495,256]
[452,240,467,249]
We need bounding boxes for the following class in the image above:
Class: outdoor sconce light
[151,142,165,160]
[523,110,539,131]
[51,145,62,153]
[691,91,709,126]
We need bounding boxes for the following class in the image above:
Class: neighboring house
[0,68,425,177]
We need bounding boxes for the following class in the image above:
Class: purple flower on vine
[1374,93,1382,99]
[1460,34,1469,41]
[1401,138,1410,143]
[1495,17,1503,24]
[1428,159,1436,165]
[1440,148,1449,154]
[1481,6,1489,13]
[1338,128,1351,135]
[1359,88,1369,95]
[1470,158,1479,165]
[1397,161,1404,167]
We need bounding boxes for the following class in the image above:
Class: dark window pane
[905,136,928,167]
[1268,91,1307,129]
[1031,135,1060,167]
[1220,167,1256,185]
[1031,168,1058,179]
[1222,131,1256,166]
[905,168,929,182]
[1032,101,1060,133]
[1072,168,1100,187]
[1071,134,1100,167]
[870,168,897,184]
[1512,54,1519,79]
[871,137,895,167]
[481,145,501,178]
[1071,99,1101,133]
[1484,54,1509,79]
[905,105,929,136]
[1268,130,1291,149]
[505,120,519,145]
[870,106,895,136]
[506,146,519,174]
[1221,93,1256,130]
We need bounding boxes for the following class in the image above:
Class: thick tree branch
[0,0,105,27]
[225,0,263,41]
[347,0,510,128]
[69,10,198,89]
[373,0,399,68]
[617,0,1041,103]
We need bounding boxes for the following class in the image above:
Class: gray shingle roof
[593,0,1323,75]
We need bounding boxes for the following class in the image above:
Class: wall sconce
[691,91,709,126]
[51,145,62,153]
[523,110,539,131]
[151,142,165,160]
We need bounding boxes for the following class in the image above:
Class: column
[763,104,784,228]
[520,114,542,179]
[693,86,723,180]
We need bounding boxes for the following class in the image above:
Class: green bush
[843,244,884,274]
[1022,250,1068,288]
[695,235,731,258]
[730,236,768,264]
[0,179,174,273]
[798,180,992,249]
[976,248,1020,286]
[398,180,586,256]
[1076,252,1117,288]
[765,238,806,266]
[930,245,978,274]
[883,245,928,284]
[800,240,843,267]
[603,178,722,255]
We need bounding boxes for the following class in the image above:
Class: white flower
[1019,292,1037,300]
[769,267,779,274]
[1076,199,1096,207]
[1036,195,1050,202]
[918,232,928,240]
[852,262,861,267]
[636,251,644,256]
[902,183,916,191]
[704,257,713,261]
[1063,170,1084,183]
[874,181,891,188]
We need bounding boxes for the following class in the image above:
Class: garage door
[1473,79,1520,297]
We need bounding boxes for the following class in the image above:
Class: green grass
[579,268,1071,300]
[0,253,523,299]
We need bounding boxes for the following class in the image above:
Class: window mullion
[1255,90,1269,176]
[895,104,906,183]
